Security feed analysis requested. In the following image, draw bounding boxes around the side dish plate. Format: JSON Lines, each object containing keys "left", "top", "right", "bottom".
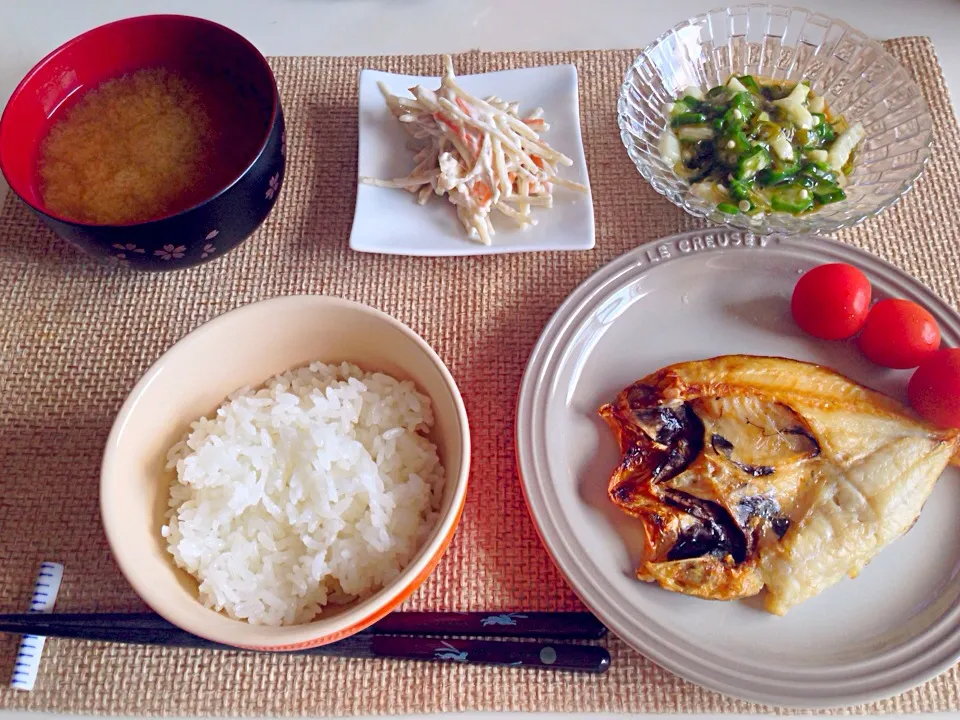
{"left": 516, "top": 229, "right": 960, "bottom": 708}
{"left": 351, "top": 64, "right": 594, "bottom": 256}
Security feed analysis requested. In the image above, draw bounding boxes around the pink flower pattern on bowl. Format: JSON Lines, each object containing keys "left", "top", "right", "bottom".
{"left": 154, "top": 244, "right": 186, "bottom": 261}
{"left": 265, "top": 173, "right": 280, "bottom": 200}
{"left": 112, "top": 243, "right": 146, "bottom": 260}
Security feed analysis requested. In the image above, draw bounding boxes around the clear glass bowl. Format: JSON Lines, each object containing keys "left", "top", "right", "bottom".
{"left": 617, "top": 5, "right": 933, "bottom": 235}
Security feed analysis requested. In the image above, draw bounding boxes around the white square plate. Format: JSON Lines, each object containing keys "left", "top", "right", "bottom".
{"left": 351, "top": 65, "right": 595, "bottom": 256}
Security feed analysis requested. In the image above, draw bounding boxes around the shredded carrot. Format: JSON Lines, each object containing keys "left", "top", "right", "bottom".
{"left": 435, "top": 111, "right": 474, "bottom": 151}
{"left": 472, "top": 180, "right": 492, "bottom": 205}
{"left": 455, "top": 97, "right": 471, "bottom": 116}
{"left": 524, "top": 118, "right": 546, "bottom": 128}
{"left": 434, "top": 112, "right": 459, "bottom": 135}
{"left": 531, "top": 155, "right": 544, "bottom": 169}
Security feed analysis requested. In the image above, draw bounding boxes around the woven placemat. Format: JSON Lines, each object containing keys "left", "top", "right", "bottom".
{"left": 1, "top": 37, "right": 959, "bottom": 716}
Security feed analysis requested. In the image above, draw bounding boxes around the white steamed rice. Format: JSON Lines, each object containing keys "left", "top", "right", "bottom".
{"left": 162, "top": 361, "right": 445, "bottom": 626}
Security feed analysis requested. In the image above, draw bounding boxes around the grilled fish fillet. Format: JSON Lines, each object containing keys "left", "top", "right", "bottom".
{"left": 599, "top": 355, "right": 960, "bottom": 615}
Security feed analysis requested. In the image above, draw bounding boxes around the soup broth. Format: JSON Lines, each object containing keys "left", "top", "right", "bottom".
{"left": 37, "top": 67, "right": 265, "bottom": 225}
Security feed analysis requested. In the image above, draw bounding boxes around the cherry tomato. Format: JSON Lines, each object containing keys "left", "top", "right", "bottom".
{"left": 791, "top": 263, "right": 872, "bottom": 340}
{"left": 857, "top": 298, "right": 941, "bottom": 369}
{"left": 908, "top": 348, "right": 960, "bottom": 428}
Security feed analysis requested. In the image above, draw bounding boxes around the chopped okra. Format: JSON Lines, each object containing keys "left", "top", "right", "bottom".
{"left": 658, "top": 75, "right": 865, "bottom": 217}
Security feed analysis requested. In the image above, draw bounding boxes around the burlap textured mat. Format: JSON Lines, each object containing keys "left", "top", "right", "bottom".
{"left": 1, "top": 37, "right": 958, "bottom": 715}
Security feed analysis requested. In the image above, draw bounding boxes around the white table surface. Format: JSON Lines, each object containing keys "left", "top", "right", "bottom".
{"left": 1, "top": 1, "right": 959, "bottom": 717}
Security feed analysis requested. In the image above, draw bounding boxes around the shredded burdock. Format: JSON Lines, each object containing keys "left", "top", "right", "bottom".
{"left": 360, "top": 56, "right": 587, "bottom": 245}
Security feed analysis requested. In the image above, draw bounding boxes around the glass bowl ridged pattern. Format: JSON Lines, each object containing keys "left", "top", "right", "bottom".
{"left": 617, "top": 5, "right": 933, "bottom": 235}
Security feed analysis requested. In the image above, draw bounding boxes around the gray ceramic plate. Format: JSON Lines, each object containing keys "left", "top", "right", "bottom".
{"left": 516, "top": 229, "right": 960, "bottom": 708}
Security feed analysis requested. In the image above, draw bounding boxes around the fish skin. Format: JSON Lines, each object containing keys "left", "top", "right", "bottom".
{"left": 599, "top": 355, "right": 960, "bottom": 614}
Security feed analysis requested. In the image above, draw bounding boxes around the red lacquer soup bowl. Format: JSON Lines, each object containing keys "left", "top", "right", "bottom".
{"left": 0, "top": 15, "right": 285, "bottom": 271}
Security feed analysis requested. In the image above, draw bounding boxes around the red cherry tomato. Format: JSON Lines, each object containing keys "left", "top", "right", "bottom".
{"left": 857, "top": 298, "right": 941, "bottom": 369}
{"left": 908, "top": 348, "right": 960, "bottom": 428}
{"left": 791, "top": 263, "right": 872, "bottom": 340}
